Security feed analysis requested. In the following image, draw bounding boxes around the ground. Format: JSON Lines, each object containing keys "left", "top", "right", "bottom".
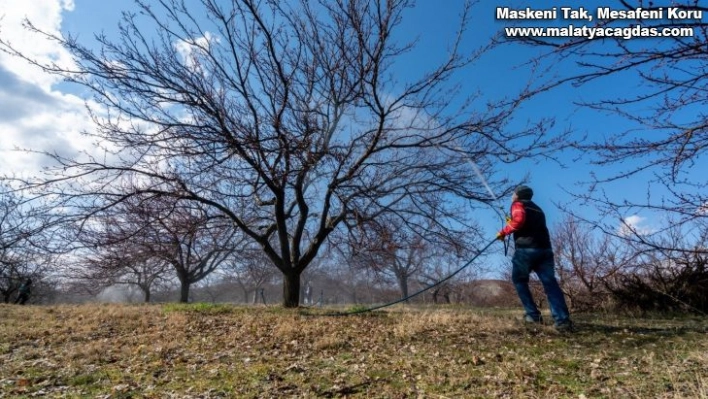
{"left": 1, "top": 303, "right": 706, "bottom": 398}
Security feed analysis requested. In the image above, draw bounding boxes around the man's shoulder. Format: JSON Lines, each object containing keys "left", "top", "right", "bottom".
{"left": 521, "top": 200, "right": 545, "bottom": 212}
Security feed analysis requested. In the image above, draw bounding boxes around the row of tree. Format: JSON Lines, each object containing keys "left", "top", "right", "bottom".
{"left": 4, "top": 173, "right": 706, "bottom": 314}
{"left": 1, "top": 0, "right": 706, "bottom": 310}
{"left": 0, "top": 0, "right": 554, "bottom": 307}
{"left": 554, "top": 216, "right": 708, "bottom": 313}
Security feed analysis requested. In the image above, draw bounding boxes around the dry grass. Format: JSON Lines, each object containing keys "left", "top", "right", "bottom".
{"left": 1, "top": 303, "right": 707, "bottom": 398}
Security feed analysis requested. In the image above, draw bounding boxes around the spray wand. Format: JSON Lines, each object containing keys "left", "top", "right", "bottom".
{"left": 453, "top": 143, "right": 512, "bottom": 256}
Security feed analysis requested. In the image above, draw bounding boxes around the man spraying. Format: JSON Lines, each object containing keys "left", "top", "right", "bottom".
{"left": 497, "top": 186, "right": 573, "bottom": 332}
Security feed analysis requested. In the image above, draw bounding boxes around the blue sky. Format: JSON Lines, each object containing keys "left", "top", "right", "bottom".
{"left": 1, "top": 0, "right": 701, "bottom": 275}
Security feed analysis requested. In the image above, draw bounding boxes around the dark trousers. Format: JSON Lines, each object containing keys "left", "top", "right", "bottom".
{"left": 511, "top": 248, "right": 570, "bottom": 325}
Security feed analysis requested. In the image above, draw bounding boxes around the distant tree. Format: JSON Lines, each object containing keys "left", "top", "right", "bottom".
{"left": 221, "top": 244, "right": 278, "bottom": 303}
{"left": 77, "top": 243, "right": 172, "bottom": 303}
{"left": 326, "top": 247, "right": 382, "bottom": 304}
{"left": 552, "top": 216, "right": 636, "bottom": 311}
{"left": 352, "top": 215, "right": 477, "bottom": 302}
{"left": 74, "top": 197, "right": 242, "bottom": 303}
{"left": 0, "top": 186, "right": 54, "bottom": 303}
{"left": 191, "top": 274, "right": 236, "bottom": 303}
{"left": 141, "top": 202, "right": 241, "bottom": 303}
{"left": 2, "top": 0, "right": 564, "bottom": 307}
{"left": 419, "top": 257, "right": 480, "bottom": 305}
{"left": 606, "top": 223, "right": 708, "bottom": 313}
{"left": 414, "top": 230, "right": 482, "bottom": 304}
{"left": 65, "top": 196, "right": 171, "bottom": 302}
{"left": 351, "top": 217, "right": 432, "bottom": 300}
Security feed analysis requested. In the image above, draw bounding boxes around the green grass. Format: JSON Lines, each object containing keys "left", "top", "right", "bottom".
{"left": 162, "top": 301, "right": 236, "bottom": 314}
{"left": 1, "top": 303, "right": 706, "bottom": 398}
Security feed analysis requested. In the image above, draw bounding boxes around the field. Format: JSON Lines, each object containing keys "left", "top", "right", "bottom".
{"left": 1, "top": 303, "right": 707, "bottom": 398}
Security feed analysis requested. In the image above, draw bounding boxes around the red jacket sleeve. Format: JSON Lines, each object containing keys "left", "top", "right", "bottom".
{"left": 499, "top": 201, "right": 526, "bottom": 237}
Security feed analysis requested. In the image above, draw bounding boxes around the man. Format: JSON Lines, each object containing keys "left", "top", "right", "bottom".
{"left": 497, "top": 185, "right": 573, "bottom": 332}
{"left": 14, "top": 278, "right": 32, "bottom": 305}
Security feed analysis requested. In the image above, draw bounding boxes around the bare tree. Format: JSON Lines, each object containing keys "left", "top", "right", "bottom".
{"left": 2, "top": 0, "right": 563, "bottom": 307}
{"left": 352, "top": 215, "right": 478, "bottom": 303}
{"left": 74, "top": 197, "right": 241, "bottom": 303}
{"left": 326, "top": 246, "right": 383, "bottom": 305}
{"left": 221, "top": 244, "right": 278, "bottom": 303}
{"left": 552, "top": 216, "right": 636, "bottom": 311}
{"left": 352, "top": 217, "right": 433, "bottom": 300}
{"left": 418, "top": 251, "right": 481, "bottom": 305}
{"left": 78, "top": 243, "right": 172, "bottom": 303}
{"left": 0, "top": 186, "right": 54, "bottom": 303}
{"left": 421, "top": 228, "right": 490, "bottom": 305}
{"left": 142, "top": 202, "right": 240, "bottom": 303}
{"left": 510, "top": 0, "right": 708, "bottom": 252}
{"left": 604, "top": 222, "right": 708, "bottom": 313}
{"left": 66, "top": 197, "right": 172, "bottom": 302}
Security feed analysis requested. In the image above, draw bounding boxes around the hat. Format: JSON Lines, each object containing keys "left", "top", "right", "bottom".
{"left": 514, "top": 185, "right": 533, "bottom": 200}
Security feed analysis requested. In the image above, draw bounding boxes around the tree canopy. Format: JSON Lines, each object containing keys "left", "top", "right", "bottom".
{"left": 1, "top": 0, "right": 564, "bottom": 306}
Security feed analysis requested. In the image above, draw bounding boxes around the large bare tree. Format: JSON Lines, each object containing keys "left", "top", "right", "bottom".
{"left": 2, "top": 0, "right": 563, "bottom": 307}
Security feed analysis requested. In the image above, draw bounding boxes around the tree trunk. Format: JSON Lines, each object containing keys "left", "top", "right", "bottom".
{"left": 283, "top": 271, "right": 301, "bottom": 308}
{"left": 431, "top": 288, "right": 440, "bottom": 304}
{"left": 180, "top": 281, "right": 190, "bottom": 303}
{"left": 397, "top": 274, "right": 409, "bottom": 302}
{"left": 137, "top": 284, "right": 151, "bottom": 303}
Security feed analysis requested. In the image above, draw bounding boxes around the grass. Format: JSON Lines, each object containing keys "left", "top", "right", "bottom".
{"left": 163, "top": 302, "right": 236, "bottom": 315}
{"left": 1, "top": 303, "right": 707, "bottom": 398}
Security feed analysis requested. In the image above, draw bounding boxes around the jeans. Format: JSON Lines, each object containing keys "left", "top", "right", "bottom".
{"left": 511, "top": 248, "right": 570, "bottom": 326}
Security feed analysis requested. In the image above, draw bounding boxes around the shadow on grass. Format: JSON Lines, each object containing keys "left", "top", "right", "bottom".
{"left": 499, "top": 317, "right": 708, "bottom": 346}
{"left": 316, "top": 379, "right": 377, "bottom": 398}
{"left": 573, "top": 321, "right": 708, "bottom": 336}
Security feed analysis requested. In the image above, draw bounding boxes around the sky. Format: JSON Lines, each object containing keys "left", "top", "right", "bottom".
{"left": 0, "top": 0, "right": 702, "bottom": 275}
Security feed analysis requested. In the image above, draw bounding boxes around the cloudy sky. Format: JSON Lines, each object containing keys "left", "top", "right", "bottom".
{"left": 0, "top": 0, "right": 693, "bottom": 245}
{"left": 0, "top": 0, "right": 99, "bottom": 176}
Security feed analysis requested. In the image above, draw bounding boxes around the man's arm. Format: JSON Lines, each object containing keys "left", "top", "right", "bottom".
{"left": 498, "top": 201, "right": 526, "bottom": 237}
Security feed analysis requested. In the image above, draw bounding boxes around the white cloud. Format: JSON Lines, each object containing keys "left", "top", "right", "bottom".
{"left": 0, "top": 0, "right": 75, "bottom": 89}
{"left": 697, "top": 202, "right": 708, "bottom": 216}
{"left": 0, "top": 0, "right": 94, "bottom": 177}
{"left": 174, "top": 32, "right": 219, "bottom": 74}
{"left": 618, "top": 215, "right": 655, "bottom": 237}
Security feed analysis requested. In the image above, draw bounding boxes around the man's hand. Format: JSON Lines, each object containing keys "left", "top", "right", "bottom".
{"left": 496, "top": 232, "right": 505, "bottom": 241}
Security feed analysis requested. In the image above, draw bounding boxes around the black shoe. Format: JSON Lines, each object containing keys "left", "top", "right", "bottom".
{"left": 555, "top": 321, "right": 574, "bottom": 333}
